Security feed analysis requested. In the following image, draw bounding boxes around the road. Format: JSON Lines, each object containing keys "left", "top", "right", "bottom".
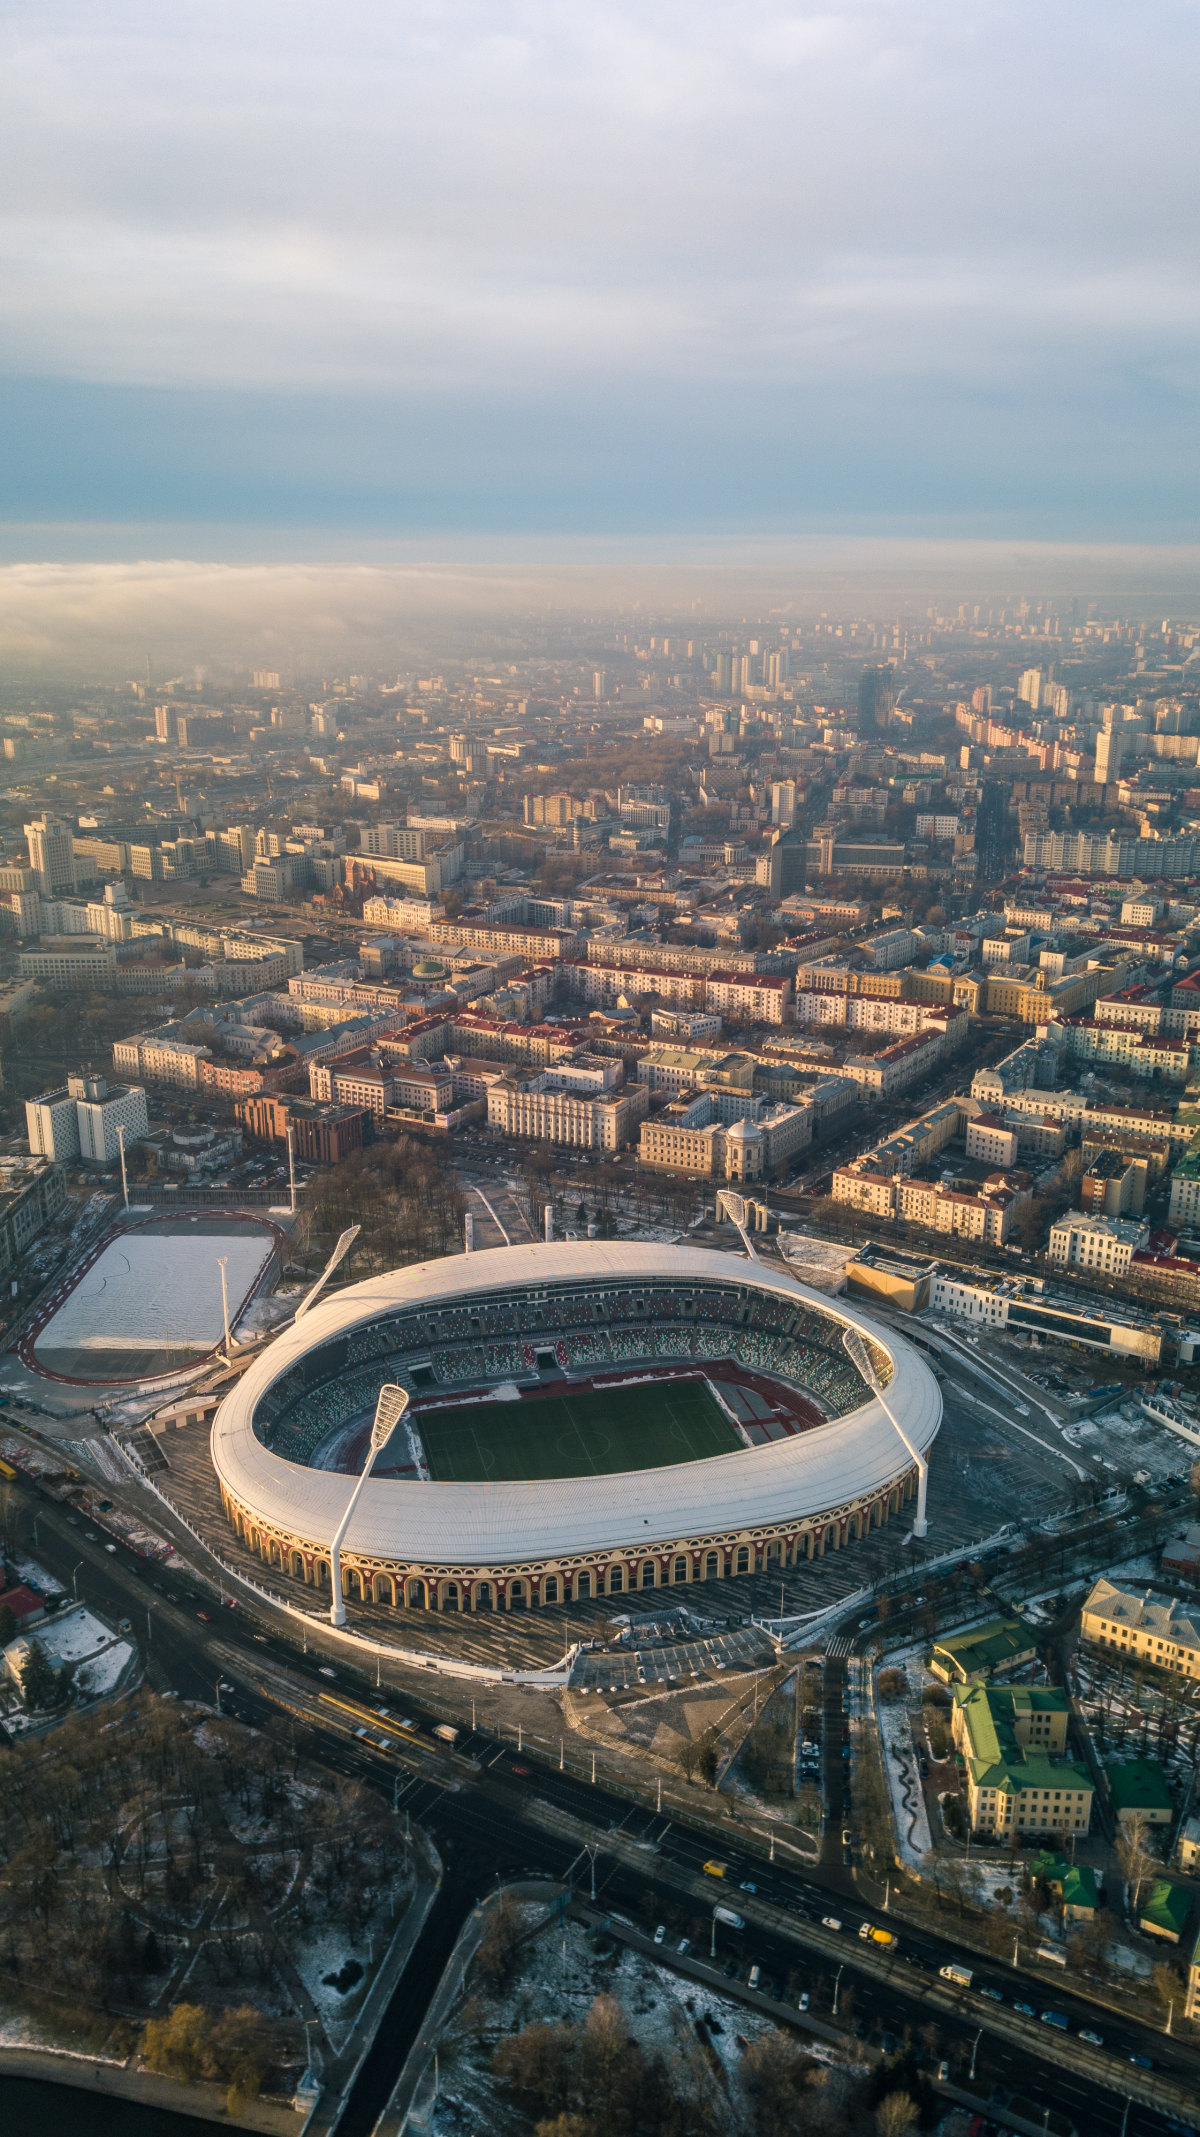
{"left": 6, "top": 1471, "right": 1198, "bottom": 2137}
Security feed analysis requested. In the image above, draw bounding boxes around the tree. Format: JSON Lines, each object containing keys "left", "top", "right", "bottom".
{"left": 142, "top": 2002, "right": 212, "bottom": 2080}
{"left": 20, "top": 1639, "right": 66, "bottom": 1712}
{"left": 876, "top": 2094, "right": 919, "bottom": 2136}
{"left": 1115, "top": 1813, "right": 1155, "bottom": 1914}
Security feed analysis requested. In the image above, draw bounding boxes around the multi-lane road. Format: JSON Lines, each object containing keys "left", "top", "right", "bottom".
{"left": 6, "top": 1467, "right": 1198, "bottom": 2137}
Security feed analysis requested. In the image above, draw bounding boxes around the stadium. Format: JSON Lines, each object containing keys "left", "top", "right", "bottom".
{"left": 210, "top": 1242, "right": 941, "bottom": 1617}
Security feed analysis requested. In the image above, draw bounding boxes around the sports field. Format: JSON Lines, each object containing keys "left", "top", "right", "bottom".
{"left": 417, "top": 1378, "right": 741, "bottom": 1482}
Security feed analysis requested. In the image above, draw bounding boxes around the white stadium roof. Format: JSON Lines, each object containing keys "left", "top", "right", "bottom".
{"left": 210, "top": 1242, "right": 940, "bottom": 1567}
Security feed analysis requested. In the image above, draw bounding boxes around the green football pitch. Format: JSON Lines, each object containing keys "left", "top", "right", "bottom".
{"left": 416, "top": 1378, "right": 741, "bottom": 1483}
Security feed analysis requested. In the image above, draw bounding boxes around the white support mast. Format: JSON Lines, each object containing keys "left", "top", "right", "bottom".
{"left": 841, "top": 1324, "right": 929, "bottom": 1536}
{"left": 329, "top": 1384, "right": 409, "bottom": 1626}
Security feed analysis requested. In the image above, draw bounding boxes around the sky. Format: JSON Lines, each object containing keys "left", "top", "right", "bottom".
{"left": 0, "top": 1, "right": 1195, "bottom": 557}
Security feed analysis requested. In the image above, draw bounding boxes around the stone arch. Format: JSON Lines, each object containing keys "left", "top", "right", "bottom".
{"left": 407, "top": 1578, "right": 428, "bottom": 1609}
{"left": 288, "top": 1549, "right": 305, "bottom": 1580}
{"left": 314, "top": 1558, "right": 330, "bottom": 1587}
{"left": 735, "top": 1544, "right": 750, "bottom": 1574}
{"left": 473, "top": 1581, "right": 494, "bottom": 1611}
{"left": 704, "top": 1549, "right": 721, "bottom": 1579}
{"left": 268, "top": 1539, "right": 283, "bottom": 1569}
{"left": 508, "top": 1580, "right": 527, "bottom": 1610}
{"left": 543, "top": 1575, "right": 559, "bottom": 1604}
{"left": 639, "top": 1561, "right": 656, "bottom": 1589}
{"left": 441, "top": 1580, "right": 460, "bottom": 1612}
{"left": 672, "top": 1555, "right": 688, "bottom": 1583}
{"left": 373, "top": 1572, "right": 395, "bottom": 1605}
{"left": 606, "top": 1565, "right": 625, "bottom": 1595}
{"left": 574, "top": 1570, "right": 592, "bottom": 1601}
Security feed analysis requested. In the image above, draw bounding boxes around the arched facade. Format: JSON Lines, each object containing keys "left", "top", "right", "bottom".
{"left": 210, "top": 1242, "right": 940, "bottom": 1625}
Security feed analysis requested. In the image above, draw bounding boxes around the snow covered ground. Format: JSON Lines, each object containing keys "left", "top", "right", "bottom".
{"left": 3, "top": 1605, "right": 134, "bottom": 1703}
{"left": 38, "top": 1227, "right": 273, "bottom": 1354}
{"left": 876, "top": 1689, "right": 933, "bottom": 1871}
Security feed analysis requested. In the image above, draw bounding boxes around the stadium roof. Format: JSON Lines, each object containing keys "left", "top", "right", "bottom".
{"left": 210, "top": 1242, "right": 941, "bottom": 1568}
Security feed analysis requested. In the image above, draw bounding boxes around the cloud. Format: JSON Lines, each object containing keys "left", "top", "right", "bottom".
{"left": 0, "top": 3, "right": 1195, "bottom": 536}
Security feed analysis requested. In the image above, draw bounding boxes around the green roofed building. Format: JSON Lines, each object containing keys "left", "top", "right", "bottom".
{"left": 952, "top": 1682, "right": 1093, "bottom": 1839}
{"left": 1031, "top": 1852, "right": 1100, "bottom": 1920}
{"left": 1105, "top": 1758, "right": 1174, "bottom": 1829}
{"left": 1140, "top": 1880, "right": 1191, "bottom": 1944}
{"left": 930, "top": 1615, "right": 1038, "bottom": 1686}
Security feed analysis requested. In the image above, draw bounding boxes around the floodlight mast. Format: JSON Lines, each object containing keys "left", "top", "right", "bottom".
{"left": 715, "top": 1188, "right": 759, "bottom": 1261}
{"left": 841, "top": 1325, "right": 928, "bottom": 1537}
{"left": 329, "top": 1384, "right": 409, "bottom": 1627}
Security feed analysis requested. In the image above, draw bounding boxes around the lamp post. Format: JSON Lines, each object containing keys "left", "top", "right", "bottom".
{"left": 832, "top": 1964, "right": 844, "bottom": 2015}
{"left": 72, "top": 1560, "right": 83, "bottom": 1599}
{"left": 117, "top": 1124, "right": 129, "bottom": 1211}
{"left": 841, "top": 1326, "right": 929, "bottom": 1537}
{"left": 969, "top": 2028, "right": 982, "bottom": 2083}
{"left": 329, "top": 1385, "right": 409, "bottom": 1628}
{"left": 217, "top": 1256, "right": 231, "bottom": 1363}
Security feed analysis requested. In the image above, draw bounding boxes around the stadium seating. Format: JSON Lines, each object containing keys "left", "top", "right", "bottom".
{"left": 255, "top": 1277, "right": 876, "bottom": 1457}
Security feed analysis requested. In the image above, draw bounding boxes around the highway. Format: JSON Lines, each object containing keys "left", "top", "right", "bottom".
{"left": 6, "top": 1468, "right": 1199, "bottom": 2137}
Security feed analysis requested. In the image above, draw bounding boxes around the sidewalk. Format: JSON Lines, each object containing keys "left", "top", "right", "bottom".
{"left": 0, "top": 2043, "right": 297, "bottom": 2133}
{"left": 373, "top": 1881, "right": 565, "bottom": 2136}
{"left": 302, "top": 1828, "right": 442, "bottom": 2137}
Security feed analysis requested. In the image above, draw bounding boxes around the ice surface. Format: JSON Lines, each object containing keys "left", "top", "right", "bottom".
{"left": 38, "top": 1229, "right": 273, "bottom": 1353}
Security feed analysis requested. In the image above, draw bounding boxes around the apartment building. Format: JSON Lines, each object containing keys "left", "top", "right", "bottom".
{"left": 487, "top": 1068, "right": 649, "bottom": 1150}
{"left": 705, "top": 972, "right": 792, "bottom": 1024}
{"left": 1047, "top": 1211, "right": 1150, "bottom": 1278}
{"left": 0, "top": 1158, "right": 69, "bottom": 1274}
{"left": 952, "top": 1683, "right": 1093, "bottom": 1838}
{"left": 1081, "top": 1578, "right": 1200, "bottom": 1679}
{"left": 964, "top": 1113, "right": 1020, "bottom": 1169}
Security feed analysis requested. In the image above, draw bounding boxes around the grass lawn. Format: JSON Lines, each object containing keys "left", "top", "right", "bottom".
{"left": 417, "top": 1377, "right": 740, "bottom": 1482}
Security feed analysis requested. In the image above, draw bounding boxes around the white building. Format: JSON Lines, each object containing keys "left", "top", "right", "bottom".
{"left": 24, "top": 816, "right": 76, "bottom": 897}
{"left": 1047, "top": 1210, "right": 1149, "bottom": 1278}
{"left": 27, "top": 1073, "right": 148, "bottom": 1166}
{"left": 965, "top": 1113, "right": 1020, "bottom": 1169}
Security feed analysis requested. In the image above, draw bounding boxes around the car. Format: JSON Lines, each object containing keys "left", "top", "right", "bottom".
{"left": 1013, "top": 2001, "right": 1035, "bottom": 2017}
{"left": 979, "top": 1987, "right": 1003, "bottom": 2003}
{"left": 702, "top": 1860, "right": 728, "bottom": 1878}
{"left": 318, "top": 1666, "right": 336, "bottom": 1678}
{"left": 677, "top": 1938, "right": 691, "bottom": 1955}
{"left": 196, "top": 1610, "right": 211, "bottom": 1621}
{"left": 859, "top": 1925, "right": 895, "bottom": 1948}
{"left": 748, "top": 1964, "right": 761, "bottom": 1989}
{"left": 1078, "top": 2030, "right": 1103, "bottom": 2047}
{"left": 739, "top": 1880, "right": 757, "bottom": 1893}
{"left": 1128, "top": 2052, "right": 1154, "bottom": 2069}
{"left": 653, "top": 1925, "right": 666, "bottom": 1945}
{"left": 821, "top": 1915, "right": 842, "bottom": 1931}
{"left": 510, "top": 1763, "right": 532, "bottom": 1777}
{"left": 841, "top": 1827, "right": 853, "bottom": 1846}
{"left": 798, "top": 1991, "right": 809, "bottom": 2012}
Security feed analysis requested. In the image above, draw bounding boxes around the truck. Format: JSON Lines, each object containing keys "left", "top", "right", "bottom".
{"left": 1040, "top": 2010, "right": 1069, "bottom": 2031}
{"left": 939, "top": 1964, "right": 973, "bottom": 1988}
{"left": 712, "top": 1906, "right": 746, "bottom": 1931}
{"left": 433, "top": 1723, "right": 460, "bottom": 1746}
{"left": 859, "top": 1924, "right": 896, "bottom": 1948}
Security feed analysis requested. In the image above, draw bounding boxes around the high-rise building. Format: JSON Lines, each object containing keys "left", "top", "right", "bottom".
{"left": 154, "top": 703, "right": 173, "bottom": 742}
{"left": 1017, "top": 668, "right": 1043, "bottom": 709}
{"left": 857, "top": 667, "right": 895, "bottom": 733}
{"left": 592, "top": 669, "right": 607, "bottom": 700}
{"left": 1094, "top": 728, "right": 1125, "bottom": 785}
{"left": 24, "top": 816, "right": 76, "bottom": 897}
{"left": 253, "top": 670, "right": 281, "bottom": 689}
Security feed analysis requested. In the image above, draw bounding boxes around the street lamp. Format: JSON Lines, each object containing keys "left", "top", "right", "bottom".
{"left": 842, "top": 1326, "right": 929, "bottom": 1537}
{"left": 329, "top": 1385, "right": 409, "bottom": 1628}
{"left": 832, "top": 1963, "right": 844, "bottom": 2015}
{"left": 969, "top": 2028, "right": 982, "bottom": 2083}
{"left": 72, "top": 1560, "right": 83, "bottom": 1600}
